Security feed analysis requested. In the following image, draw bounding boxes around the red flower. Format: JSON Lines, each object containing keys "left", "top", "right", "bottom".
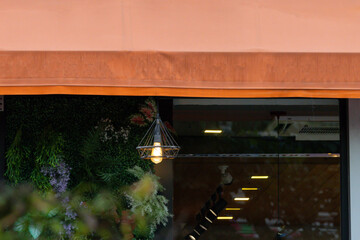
{"left": 130, "top": 114, "right": 146, "bottom": 126}
{"left": 140, "top": 106, "right": 155, "bottom": 122}
{"left": 164, "top": 121, "right": 176, "bottom": 135}
{"left": 145, "top": 98, "right": 157, "bottom": 113}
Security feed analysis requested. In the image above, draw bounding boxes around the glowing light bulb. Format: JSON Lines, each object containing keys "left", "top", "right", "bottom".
{"left": 151, "top": 142, "right": 163, "bottom": 164}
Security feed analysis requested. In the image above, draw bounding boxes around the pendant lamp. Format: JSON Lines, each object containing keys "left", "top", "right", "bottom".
{"left": 136, "top": 113, "right": 180, "bottom": 164}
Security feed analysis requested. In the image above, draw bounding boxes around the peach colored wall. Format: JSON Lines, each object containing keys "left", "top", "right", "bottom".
{"left": 1, "top": 0, "right": 360, "bottom": 52}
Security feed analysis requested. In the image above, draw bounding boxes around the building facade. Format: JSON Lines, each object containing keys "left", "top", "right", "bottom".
{"left": 1, "top": 1, "right": 360, "bottom": 239}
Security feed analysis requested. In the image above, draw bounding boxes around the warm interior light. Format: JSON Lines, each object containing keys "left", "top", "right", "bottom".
{"left": 204, "top": 130, "right": 222, "bottom": 134}
{"left": 199, "top": 225, "right": 207, "bottom": 230}
{"left": 217, "top": 216, "right": 233, "bottom": 220}
{"left": 234, "top": 197, "right": 250, "bottom": 201}
{"left": 189, "top": 235, "right": 196, "bottom": 240}
{"left": 242, "top": 187, "right": 258, "bottom": 191}
{"left": 205, "top": 216, "right": 213, "bottom": 223}
{"left": 251, "top": 176, "right": 269, "bottom": 179}
{"left": 225, "top": 208, "right": 241, "bottom": 211}
{"left": 209, "top": 209, "right": 217, "bottom": 216}
{"left": 151, "top": 142, "right": 163, "bottom": 164}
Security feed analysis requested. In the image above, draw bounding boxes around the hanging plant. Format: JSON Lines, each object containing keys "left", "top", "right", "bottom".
{"left": 5, "top": 127, "right": 30, "bottom": 184}
{"left": 6, "top": 127, "right": 64, "bottom": 192}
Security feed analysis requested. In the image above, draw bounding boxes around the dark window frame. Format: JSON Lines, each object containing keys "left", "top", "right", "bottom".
{"left": 340, "top": 99, "right": 350, "bottom": 240}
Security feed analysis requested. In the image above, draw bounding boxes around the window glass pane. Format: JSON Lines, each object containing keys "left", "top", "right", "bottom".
{"left": 278, "top": 100, "right": 340, "bottom": 239}
{"left": 173, "top": 99, "right": 340, "bottom": 240}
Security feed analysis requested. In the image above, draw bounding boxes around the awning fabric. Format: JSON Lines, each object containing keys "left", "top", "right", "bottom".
{"left": 1, "top": 51, "right": 360, "bottom": 98}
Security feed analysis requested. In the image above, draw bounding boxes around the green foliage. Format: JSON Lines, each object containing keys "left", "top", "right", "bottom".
{"left": 0, "top": 184, "right": 144, "bottom": 240}
{"left": 78, "top": 119, "right": 153, "bottom": 191}
{"left": 5, "top": 127, "right": 30, "bottom": 184}
{"left": 35, "top": 128, "right": 64, "bottom": 167}
{"left": 0, "top": 168, "right": 171, "bottom": 240}
{"left": 4, "top": 96, "right": 169, "bottom": 239}
{"left": 5, "top": 96, "right": 148, "bottom": 187}
{"left": 6, "top": 127, "right": 64, "bottom": 191}
{"left": 126, "top": 167, "right": 171, "bottom": 239}
{"left": 0, "top": 184, "right": 63, "bottom": 240}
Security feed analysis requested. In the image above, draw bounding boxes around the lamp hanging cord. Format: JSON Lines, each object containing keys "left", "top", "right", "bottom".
{"left": 155, "top": 97, "right": 160, "bottom": 119}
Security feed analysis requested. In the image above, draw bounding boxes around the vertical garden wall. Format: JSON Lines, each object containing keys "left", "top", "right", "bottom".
{"left": 1, "top": 95, "right": 171, "bottom": 240}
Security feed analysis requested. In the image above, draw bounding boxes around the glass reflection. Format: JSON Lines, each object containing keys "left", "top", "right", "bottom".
{"left": 173, "top": 99, "right": 340, "bottom": 240}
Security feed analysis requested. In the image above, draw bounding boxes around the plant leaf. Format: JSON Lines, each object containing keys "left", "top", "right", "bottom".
{"left": 13, "top": 217, "right": 26, "bottom": 232}
{"left": 29, "top": 224, "right": 42, "bottom": 239}
{"left": 47, "top": 207, "right": 59, "bottom": 218}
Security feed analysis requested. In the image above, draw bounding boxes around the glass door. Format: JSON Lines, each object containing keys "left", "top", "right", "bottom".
{"left": 172, "top": 99, "right": 341, "bottom": 240}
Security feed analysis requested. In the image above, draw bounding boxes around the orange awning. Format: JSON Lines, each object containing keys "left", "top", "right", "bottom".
{"left": 1, "top": 51, "right": 360, "bottom": 98}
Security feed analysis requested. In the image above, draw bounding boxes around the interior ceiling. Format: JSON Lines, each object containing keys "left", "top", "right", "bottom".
{"left": 173, "top": 102, "right": 339, "bottom": 121}
{"left": 173, "top": 101, "right": 339, "bottom": 141}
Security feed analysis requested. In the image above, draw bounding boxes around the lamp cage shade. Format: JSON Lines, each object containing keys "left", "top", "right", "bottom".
{"left": 136, "top": 115, "right": 180, "bottom": 163}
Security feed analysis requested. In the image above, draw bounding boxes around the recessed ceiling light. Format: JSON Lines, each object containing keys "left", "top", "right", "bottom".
{"left": 226, "top": 208, "right": 241, "bottom": 211}
{"left": 242, "top": 187, "right": 258, "bottom": 190}
{"left": 234, "top": 197, "right": 250, "bottom": 201}
{"left": 188, "top": 235, "right": 196, "bottom": 240}
{"left": 217, "top": 216, "right": 233, "bottom": 220}
{"left": 251, "top": 176, "right": 269, "bottom": 179}
{"left": 204, "top": 130, "right": 222, "bottom": 134}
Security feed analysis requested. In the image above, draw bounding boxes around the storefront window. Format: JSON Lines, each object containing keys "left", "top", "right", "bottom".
{"left": 173, "top": 99, "right": 340, "bottom": 240}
